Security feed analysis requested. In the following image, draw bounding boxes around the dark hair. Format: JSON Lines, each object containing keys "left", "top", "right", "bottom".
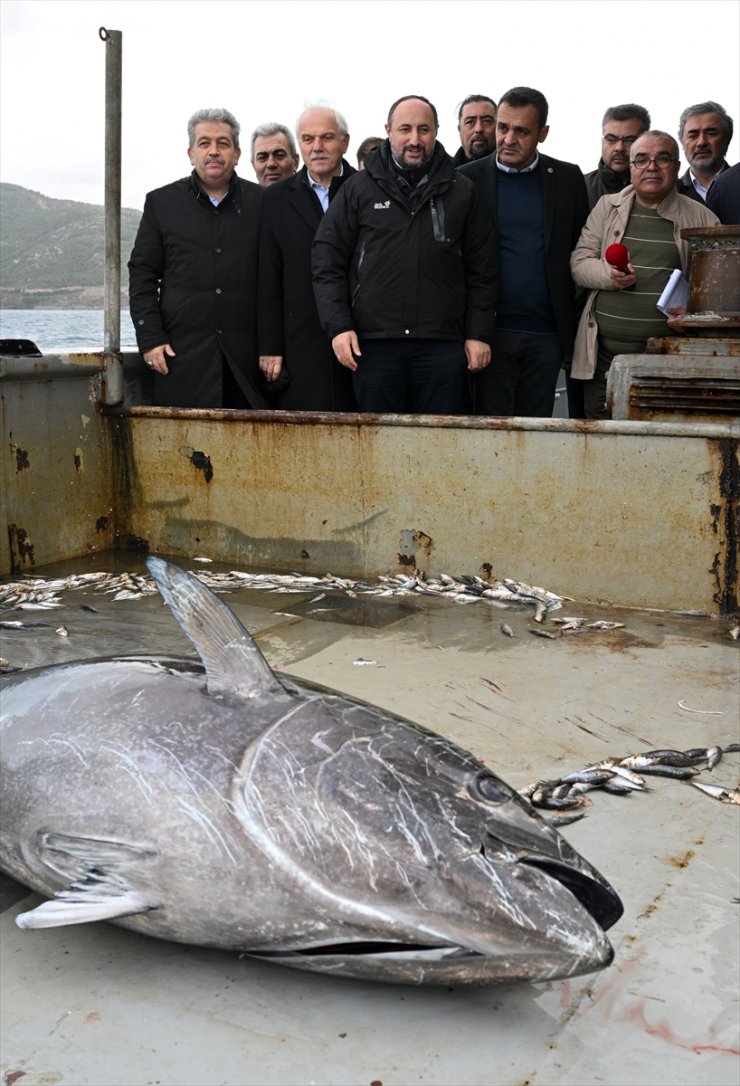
{"left": 601, "top": 104, "right": 651, "bottom": 130}
{"left": 187, "top": 108, "right": 240, "bottom": 149}
{"left": 357, "top": 136, "right": 383, "bottom": 167}
{"left": 498, "top": 87, "right": 549, "bottom": 128}
{"left": 387, "top": 95, "right": 439, "bottom": 129}
{"left": 678, "top": 101, "right": 734, "bottom": 143}
{"left": 457, "top": 95, "right": 497, "bottom": 122}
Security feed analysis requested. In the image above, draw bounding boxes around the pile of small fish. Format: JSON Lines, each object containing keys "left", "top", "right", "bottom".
{"left": 520, "top": 743, "right": 740, "bottom": 820}
{"left": 0, "top": 567, "right": 567, "bottom": 617}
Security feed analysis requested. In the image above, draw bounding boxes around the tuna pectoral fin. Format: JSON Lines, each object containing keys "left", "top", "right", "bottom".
{"left": 17, "top": 887, "right": 157, "bottom": 929}
{"left": 16, "top": 832, "right": 160, "bottom": 929}
{"left": 147, "top": 557, "right": 287, "bottom": 700}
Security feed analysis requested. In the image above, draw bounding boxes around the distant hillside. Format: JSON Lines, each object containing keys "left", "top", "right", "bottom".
{"left": 0, "top": 183, "right": 142, "bottom": 309}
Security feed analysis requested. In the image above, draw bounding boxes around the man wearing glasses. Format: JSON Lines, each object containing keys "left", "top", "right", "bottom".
{"left": 570, "top": 131, "right": 718, "bottom": 419}
{"left": 583, "top": 104, "right": 651, "bottom": 210}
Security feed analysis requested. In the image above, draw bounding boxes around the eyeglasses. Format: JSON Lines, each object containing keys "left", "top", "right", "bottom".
{"left": 630, "top": 153, "right": 679, "bottom": 169}
{"left": 603, "top": 134, "right": 638, "bottom": 145}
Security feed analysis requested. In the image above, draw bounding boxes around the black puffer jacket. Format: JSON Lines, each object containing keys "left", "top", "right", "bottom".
{"left": 311, "top": 141, "right": 497, "bottom": 343}
{"left": 129, "top": 171, "right": 265, "bottom": 408}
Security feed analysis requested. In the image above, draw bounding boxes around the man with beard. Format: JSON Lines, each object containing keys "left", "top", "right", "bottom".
{"left": 311, "top": 95, "right": 496, "bottom": 414}
{"left": 451, "top": 95, "right": 497, "bottom": 166}
{"left": 258, "top": 103, "right": 357, "bottom": 410}
{"left": 129, "top": 108, "right": 265, "bottom": 408}
{"left": 584, "top": 104, "right": 651, "bottom": 209}
{"left": 677, "top": 101, "right": 734, "bottom": 204}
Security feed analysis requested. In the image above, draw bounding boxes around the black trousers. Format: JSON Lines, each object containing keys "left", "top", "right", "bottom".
{"left": 473, "top": 330, "right": 562, "bottom": 417}
{"left": 352, "top": 339, "right": 468, "bottom": 414}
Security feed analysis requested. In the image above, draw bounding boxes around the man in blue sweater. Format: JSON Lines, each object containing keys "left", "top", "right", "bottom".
{"left": 459, "top": 87, "right": 589, "bottom": 417}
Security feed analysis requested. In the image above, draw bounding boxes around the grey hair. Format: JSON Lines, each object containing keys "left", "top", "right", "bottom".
{"left": 250, "top": 122, "right": 297, "bottom": 158}
{"left": 631, "top": 130, "right": 680, "bottom": 159}
{"left": 187, "top": 108, "right": 240, "bottom": 149}
{"left": 678, "top": 101, "right": 734, "bottom": 143}
{"left": 296, "top": 101, "right": 349, "bottom": 139}
{"left": 601, "top": 104, "right": 651, "bottom": 130}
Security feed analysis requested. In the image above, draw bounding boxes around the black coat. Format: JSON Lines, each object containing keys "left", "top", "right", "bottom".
{"left": 258, "top": 163, "right": 357, "bottom": 410}
{"left": 312, "top": 141, "right": 497, "bottom": 345}
{"left": 458, "top": 152, "right": 589, "bottom": 357}
{"left": 128, "top": 171, "right": 265, "bottom": 408}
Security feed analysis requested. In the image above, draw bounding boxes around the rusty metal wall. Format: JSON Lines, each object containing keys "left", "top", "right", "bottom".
{"left": 116, "top": 409, "right": 738, "bottom": 615}
{"left": 0, "top": 354, "right": 115, "bottom": 575}
{"left": 2, "top": 355, "right": 737, "bottom": 613}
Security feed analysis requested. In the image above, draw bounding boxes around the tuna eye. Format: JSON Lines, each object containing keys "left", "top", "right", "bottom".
{"left": 470, "top": 772, "right": 512, "bottom": 805}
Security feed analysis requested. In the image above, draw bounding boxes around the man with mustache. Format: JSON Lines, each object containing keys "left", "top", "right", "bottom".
{"left": 258, "top": 103, "right": 357, "bottom": 410}
{"left": 250, "top": 122, "right": 299, "bottom": 186}
{"left": 312, "top": 95, "right": 496, "bottom": 414}
{"left": 451, "top": 94, "right": 498, "bottom": 166}
{"left": 677, "top": 101, "right": 734, "bottom": 204}
{"left": 129, "top": 108, "right": 265, "bottom": 408}
{"left": 584, "top": 104, "right": 651, "bottom": 210}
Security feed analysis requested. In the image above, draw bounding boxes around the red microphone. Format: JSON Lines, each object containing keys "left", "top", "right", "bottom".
{"left": 605, "top": 243, "right": 630, "bottom": 272}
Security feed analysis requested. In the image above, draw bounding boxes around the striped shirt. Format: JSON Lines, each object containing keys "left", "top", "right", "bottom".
{"left": 594, "top": 205, "right": 680, "bottom": 353}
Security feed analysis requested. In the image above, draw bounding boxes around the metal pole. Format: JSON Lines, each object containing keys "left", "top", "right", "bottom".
{"left": 100, "top": 27, "right": 123, "bottom": 404}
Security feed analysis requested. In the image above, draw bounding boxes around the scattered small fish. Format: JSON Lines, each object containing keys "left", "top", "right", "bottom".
{"left": 54, "top": 626, "right": 69, "bottom": 638}
{"left": 353, "top": 658, "right": 378, "bottom": 667}
{"left": 500, "top": 623, "right": 515, "bottom": 638}
{"left": 691, "top": 781, "right": 740, "bottom": 805}
{"left": 530, "top": 628, "right": 558, "bottom": 639}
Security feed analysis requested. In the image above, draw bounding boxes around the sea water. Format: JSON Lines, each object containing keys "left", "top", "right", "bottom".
{"left": 0, "top": 309, "right": 137, "bottom": 352}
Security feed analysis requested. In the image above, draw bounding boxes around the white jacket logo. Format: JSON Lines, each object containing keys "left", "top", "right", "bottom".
{"left": 373, "top": 200, "right": 391, "bottom": 210}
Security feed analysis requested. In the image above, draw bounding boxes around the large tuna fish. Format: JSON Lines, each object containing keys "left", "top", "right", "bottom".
{"left": 0, "top": 558, "right": 622, "bottom": 985}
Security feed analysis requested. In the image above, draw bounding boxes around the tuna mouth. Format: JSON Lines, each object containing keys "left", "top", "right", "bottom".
{"left": 253, "top": 941, "right": 456, "bottom": 960}
{"left": 518, "top": 858, "right": 623, "bottom": 931}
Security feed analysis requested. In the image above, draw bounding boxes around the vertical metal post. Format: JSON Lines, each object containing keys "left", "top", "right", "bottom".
{"left": 100, "top": 27, "right": 123, "bottom": 404}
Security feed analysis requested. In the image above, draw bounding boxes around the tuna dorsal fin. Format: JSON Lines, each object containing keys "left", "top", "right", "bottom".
{"left": 147, "top": 557, "right": 287, "bottom": 699}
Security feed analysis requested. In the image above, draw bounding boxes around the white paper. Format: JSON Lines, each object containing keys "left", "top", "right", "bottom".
{"left": 657, "top": 268, "right": 689, "bottom": 316}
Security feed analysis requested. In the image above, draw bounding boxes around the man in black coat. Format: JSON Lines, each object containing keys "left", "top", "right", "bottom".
{"left": 459, "top": 86, "right": 589, "bottom": 417}
{"left": 312, "top": 95, "right": 496, "bottom": 415}
{"left": 258, "top": 104, "right": 357, "bottom": 411}
{"left": 129, "top": 108, "right": 265, "bottom": 409}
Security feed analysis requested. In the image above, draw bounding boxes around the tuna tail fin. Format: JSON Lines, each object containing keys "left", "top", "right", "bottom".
{"left": 147, "top": 557, "right": 288, "bottom": 700}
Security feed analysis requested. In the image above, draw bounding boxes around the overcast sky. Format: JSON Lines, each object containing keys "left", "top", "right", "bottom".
{"left": 1, "top": 0, "right": 738, "bottom": 210}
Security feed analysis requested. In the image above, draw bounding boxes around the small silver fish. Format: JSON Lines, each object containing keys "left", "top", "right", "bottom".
{"left": 500, "top": 623, "right": 515, "bottom": 638}
{"left": 691, "top": 781, "right": 740, "bottom": 804}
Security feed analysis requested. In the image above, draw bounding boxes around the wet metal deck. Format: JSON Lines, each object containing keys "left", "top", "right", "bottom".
{"left": 1, "top": 556, "right": 738, "bottom": 1086}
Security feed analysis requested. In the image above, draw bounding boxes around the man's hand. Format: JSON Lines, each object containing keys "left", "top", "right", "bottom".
{"left": 608, "top": 263, "right": 636, "bottom": 290}
{"left": 332, "top": 331, "right": 361, "bottom": 371}
{"left": 464, "top": 339, "right": 491, "bottom": 372}
{"left": 259, "top": 355, "right": 283, "bottom": 381}
{"left": 143, "top": 343, "right": 175, "bottom": 375}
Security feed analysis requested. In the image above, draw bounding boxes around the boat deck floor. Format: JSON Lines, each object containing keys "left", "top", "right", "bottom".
{"left": 1, "top": 555, "right": 738, "bottom": 1086}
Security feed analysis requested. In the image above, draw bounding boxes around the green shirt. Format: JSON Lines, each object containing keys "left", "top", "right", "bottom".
{"left": 594, "top": 205, "right": 681, "bottom": 355}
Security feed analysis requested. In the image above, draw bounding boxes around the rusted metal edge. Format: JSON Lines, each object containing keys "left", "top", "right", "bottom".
{"left": 106, "top": 405, "right": 740, "bottom": 440}
{"left": 0, "top": 355, "right": 105, "bottom": 381}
